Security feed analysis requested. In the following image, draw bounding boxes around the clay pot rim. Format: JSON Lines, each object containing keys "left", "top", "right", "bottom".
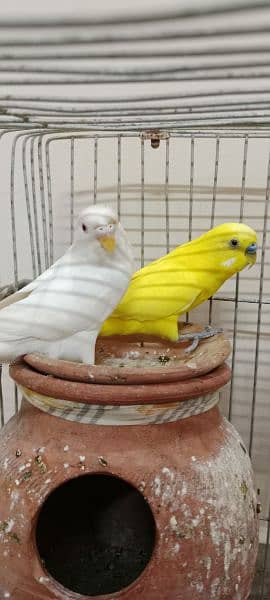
{"left": 24, "top": 335, "right": 231, "bottom": 386}
{"left": 10, "top": 362, "right": 231, "bottom": 406}
{"left": 23, "top": 329, "right": 231, "bottom": 386}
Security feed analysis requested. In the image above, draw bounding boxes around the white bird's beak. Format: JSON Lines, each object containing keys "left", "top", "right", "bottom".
{"left": 99, "top": 235, "right": 116, "bottom": 253}
{"left": 96, "top": 223, "right": 116, "bottom": 253}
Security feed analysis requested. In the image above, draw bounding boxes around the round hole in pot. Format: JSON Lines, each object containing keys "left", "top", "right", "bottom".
{"left": 35, "top": 473, "right": 156, "bottom": 596}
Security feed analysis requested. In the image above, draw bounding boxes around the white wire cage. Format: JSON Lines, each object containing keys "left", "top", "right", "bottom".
{"left": 0, "top": 2, "right": 270, "bottom": 598}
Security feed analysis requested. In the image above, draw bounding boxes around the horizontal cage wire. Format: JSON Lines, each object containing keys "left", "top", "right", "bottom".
{"left": 0, "top": 1, "right": 270, "bottom": 598}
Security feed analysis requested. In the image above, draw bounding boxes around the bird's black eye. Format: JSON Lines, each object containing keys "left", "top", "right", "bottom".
{"left": 82, "top": 223, "right": 87, "bottom": 232}
{"left": 229, "top": 238, "right": 239, "bottom": 248}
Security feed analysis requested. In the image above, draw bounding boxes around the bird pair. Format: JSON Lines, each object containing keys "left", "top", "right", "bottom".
{"left": 0, "top": 205, "right": 257, "bottom": 364}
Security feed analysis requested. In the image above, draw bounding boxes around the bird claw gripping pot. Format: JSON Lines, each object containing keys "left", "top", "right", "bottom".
{"left": 0, "top": 328, "right": 259, "bottom": 600}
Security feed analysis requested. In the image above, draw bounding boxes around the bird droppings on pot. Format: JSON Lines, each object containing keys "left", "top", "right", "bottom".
{"left": 15, "top": 449, "right": 22, "bottom": 457}
{"left": 169, "top": 516, "right": 178, "bottom": 532}
{"left": 210, "top": 577, "right": 220, "bottom": 598}
{"left": 172, "top": 542, "right": 180, "bottom": 554}
{"left": 162, "top": 467, "right": 174, "bottom": 481}
{"left": 18, "top": 464, "right": 27, "bottom": 472}
{"left": 63, "top": 463, "right": 69, "bottom": 469}
{"left": 186, "top": 361, "right": 197, "bottom": 369}
{"left": 126, "top": 351, "right": 140, "bottom": 359}
{"left": 0, "top": 520, "right": 13, "bottom": 533}
{"left": 38, "top": 576, "right": 49, "bottom": 584}
{"left": 63, "top": 445, "right": 69, "bottom": 452}
{"left": 153, "top": 475, "right": 161, "bottom": 497}
{"left": 139, "top": 481, "right": 146, "bottom": 492}
{"left": 200, "top": 556, "right": 212, "bottom": 579}
{"left": 192, "top": 516, "right": 201, "bottom": 527}
{"left": 191, "top": 456, "right": 197, "bottom": 462}
{"left": 3, "top": 458, "right": 9, "bottom": 470}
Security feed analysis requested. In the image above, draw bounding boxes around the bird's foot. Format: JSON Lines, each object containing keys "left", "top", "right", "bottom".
{"left": 178, "top": 325, "right": 223, "bottom": 354}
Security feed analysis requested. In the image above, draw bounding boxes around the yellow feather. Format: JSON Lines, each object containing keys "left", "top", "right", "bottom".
{"left": 100, "top": 222, "right": 257, "bottom": 341}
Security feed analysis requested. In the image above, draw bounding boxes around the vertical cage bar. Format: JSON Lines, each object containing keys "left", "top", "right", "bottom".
{"left": 10, "top": 137, "right": 19, "bottom": 287}
{"left": 249, "top": 148, "right": 270, "bottom": 457}
{"left": 165, "top": 137, "right": 170, "bottom": 253}
{"left": 38, "top": 135, "right": 49, "bottom": 269}
{"left": 93, "top": 137, "right": 98, "bottom": 204}
{"left": 209, "top": 135, "right": 220, "bottom": 324}
{"left": 186, "top": 136, "right": 195, "bottom": 323}
{"left": 70, "top": 138, "right": 75, "bottom": 243}
{"left": 210, "top": 136, "right": 220, "bottom": 228}
{"left": 141, "top": 137, "right": 145, "bottom": 267}
{"left": 30, "top": 136, "right": 42, "bottom": 275}
{"left": 117, "top": 136, "right": 121, "bottom": 219}
{"left": 14, "top": 384, "right": 18, "bottom": 414}
{"left": 45, "top": 139, "right": 54, "bottom": 264}
{"left": 22, "top": 136, "right": 37, "bottom": 278}
{"left": 188, "top": 136, "right": 195, "bottom": 242}
{"left": 228, "top": 135, "right": 249, "bottom": 421}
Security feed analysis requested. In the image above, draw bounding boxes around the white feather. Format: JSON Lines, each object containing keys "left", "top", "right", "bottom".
{"left": 0, "top": 205, "right": 134, "bottom": 364}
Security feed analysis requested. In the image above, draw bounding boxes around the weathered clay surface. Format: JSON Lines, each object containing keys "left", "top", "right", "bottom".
{"left": 0, "top": 333, "right": 258, "bottom": 599}
{"left": 24, "top": 323, "right": 231, "bottom": 385}
{"left": 0, "top": 400, "right": 258, "bottom": 599}
{"left": 10, "top": 362, "right": 231, "bottom": 405}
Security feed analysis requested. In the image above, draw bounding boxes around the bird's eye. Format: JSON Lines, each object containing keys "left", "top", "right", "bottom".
{"left": 229, "top": 238, "right": 239, "bottom": 248}
{"left": 82, "top": 223, "right": 87, "bottom": 233}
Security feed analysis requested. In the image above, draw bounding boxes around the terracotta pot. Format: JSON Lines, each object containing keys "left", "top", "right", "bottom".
{"left": 0, "top": 330, "right": 259, "bottom": 600}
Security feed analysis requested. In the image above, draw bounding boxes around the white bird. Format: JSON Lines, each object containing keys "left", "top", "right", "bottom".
{"left": 0, "top": 205, "right": 134, "bottom": 364}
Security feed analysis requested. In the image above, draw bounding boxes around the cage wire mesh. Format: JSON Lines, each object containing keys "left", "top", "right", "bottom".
{"left": 0, "top": 1, "right": 270, "bottom": 597}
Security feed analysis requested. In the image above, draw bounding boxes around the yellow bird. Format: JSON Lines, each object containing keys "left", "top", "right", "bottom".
{"left": 100, "top": 222, "right": 257, "bottom": 351}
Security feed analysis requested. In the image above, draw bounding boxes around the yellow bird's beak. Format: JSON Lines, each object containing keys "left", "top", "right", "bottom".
{"left": 245, "top": 241, "right": 257, "bottom": 266}
{"left": 99, "top": 234, "right": 116, "bottom": 253}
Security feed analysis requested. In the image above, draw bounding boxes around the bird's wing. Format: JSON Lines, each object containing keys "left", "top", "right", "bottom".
{"left": 0, "top": 256, "right": 64, "bottom": 311}
{"left": 0, "top": 289, "right": 32, "bottom": 310}
{"left": 111, "top": 262, "right": 203, "bottom": 321}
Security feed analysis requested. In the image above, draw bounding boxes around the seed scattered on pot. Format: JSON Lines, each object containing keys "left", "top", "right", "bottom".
{"left": 15, "top": 449, "right": 22, "bottom": 457}
{"left": 158, "top": 355, "right": 170, "bottom": 364}
{"left": 22, "top": 470, "right": 32, "bottom": 481}
{"left": 98, "top": 456, "right": 108, "bottom": 467}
